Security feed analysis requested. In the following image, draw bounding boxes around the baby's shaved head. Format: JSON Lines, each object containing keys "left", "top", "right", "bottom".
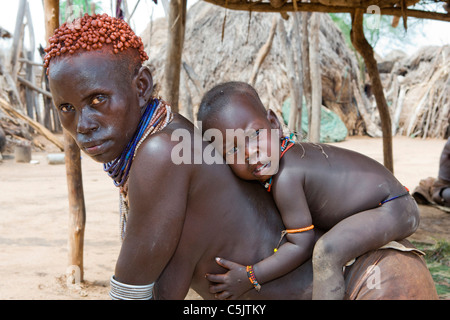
{"left": 197, "top": 81, "right": 266, "bottom": 130}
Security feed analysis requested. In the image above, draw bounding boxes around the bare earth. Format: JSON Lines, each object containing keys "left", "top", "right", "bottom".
{"left": 0, "top": 135, "right": 448, "bottom": 300}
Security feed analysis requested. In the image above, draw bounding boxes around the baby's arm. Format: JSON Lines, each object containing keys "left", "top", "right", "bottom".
{"left": 251, "top": 172, "right": 315, "bottom": 285}
{"left": 206, "top": 171, "right": 314, "bottom": 299}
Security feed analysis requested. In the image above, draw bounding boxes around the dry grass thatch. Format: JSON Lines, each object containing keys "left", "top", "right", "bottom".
{"left": 375, "top": 45, "right": 450, "bottom": 139}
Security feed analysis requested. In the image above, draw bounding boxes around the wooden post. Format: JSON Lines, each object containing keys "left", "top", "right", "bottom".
{"left": 278, "top": 16, "right": 301, "bottom": 135}
{"left": 162, "top": 0, "right": 187, "bottom": 112}
{"left": 24, "top": 1, "right": 39, "bottom": 122}
{"left": 10, "top": 0, "right": 27, "bottom": 81}
{"left": 351, "top": 8, "right": 394, "bottom": 173}
{"left": 309, "top": 12, "right": 321, "bottom": 143}
{"left": 249, "top": 16, "right": 277, "bottom": 86}
{"left": 301, "top": 12, "right": 312, "bottom": 127}
{"left": 43, "top": 0, "right": 87, "bottom": 282}
{"left": 292, "top": 12, "right": 303, "bottom": 135}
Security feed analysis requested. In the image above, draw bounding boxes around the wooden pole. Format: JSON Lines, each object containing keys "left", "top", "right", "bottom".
{"left": 10, "top": 0, "right": 27, "bottom": 80}
{"left": 292, "top": 12, "right": 303, "bottom": 136}
{"left": 17, "top": 76, "right": 52, "bottom": 99}
{"left": 43, "top": 0, "right": 87, "bottom": 282}
{"left": 301, "top": 12, "right": 312, "bottom": 130}
{"left": 24, "top": 1, "right": 38, "bottom": 122}
{"left": 351, "top": 8, "right": 394, "bottom": 173}
{"left": 0, "top": 97, "right": 64, "bottom": 151}
{"left": 249, "top": 16, "right": 277, "bottom": 86}
{"left": 162, "top": 0, "right": 187, "bottom": 112}
{"left": 278, "top": 16, "right": 301, "bottom": 135}
{"left": 309, "top": 12, "right": 321, "bottom": 143}
{"left": 204, "top": 0, "right": 450, "bottom": 22}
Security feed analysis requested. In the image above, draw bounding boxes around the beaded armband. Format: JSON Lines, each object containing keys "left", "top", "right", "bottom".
{"left": 274, "top": 225, "right": 314, "bottom": 252}
{"left": 246, "top": 265, "right": 261, "bottom": 292}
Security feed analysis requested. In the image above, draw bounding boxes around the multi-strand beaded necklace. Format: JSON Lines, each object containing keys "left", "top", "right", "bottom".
{"left": 262, "top": 136, "right": 295, "bottom": 192}
{"left": 103, "top": 97, "right": 173, "bottom": 240}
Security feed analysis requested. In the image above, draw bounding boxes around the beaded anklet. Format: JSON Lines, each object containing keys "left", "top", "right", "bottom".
{"left": 246, "top": 265, "right": 261, "bottom": 292}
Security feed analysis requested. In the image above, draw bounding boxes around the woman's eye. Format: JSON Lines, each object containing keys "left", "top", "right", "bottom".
{"left": 59, "top": 104, "right": 74, "bottom": 113}
{"left": 91, "top": 95, "right": 106, "bottom": 105}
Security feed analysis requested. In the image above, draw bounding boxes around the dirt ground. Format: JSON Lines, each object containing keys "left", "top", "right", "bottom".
{"left": 0, "top": 135, "right": 448, "bottom": 300}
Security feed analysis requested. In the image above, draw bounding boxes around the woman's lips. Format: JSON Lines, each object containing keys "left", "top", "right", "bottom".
{"left": 82, "top": 141, "right": 108, "bottom": 156}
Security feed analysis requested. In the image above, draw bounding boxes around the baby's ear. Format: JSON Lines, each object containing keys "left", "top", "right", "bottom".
{"left": 135, "top": 66, "right": 154, "bottom": 107}
{"left": 267, "top": 109, "right": 282, "bottom": 132}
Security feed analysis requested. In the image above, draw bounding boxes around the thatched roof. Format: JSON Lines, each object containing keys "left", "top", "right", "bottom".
{"left": 142, "top": 1, "right": 367, "bottom": 135}
{"left": 377, "top": 44, "right": 450, "bottom": 139}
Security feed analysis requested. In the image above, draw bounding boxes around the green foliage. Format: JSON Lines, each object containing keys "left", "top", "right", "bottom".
{"left": 412, "top": 240, "right": 450, "bottom": 299}
{"left": 60, "top": 0, "right": 103, "bottom": 24}
{"left": 328, "top": 12, "right": 424, "bottom": 53}
{"left": 328, "top": 13, "right": 353, "bottom": 48}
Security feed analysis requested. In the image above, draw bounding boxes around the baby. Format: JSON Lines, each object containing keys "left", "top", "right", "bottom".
{"left": 198, "top": 81, "right": 420, "bottom": 299}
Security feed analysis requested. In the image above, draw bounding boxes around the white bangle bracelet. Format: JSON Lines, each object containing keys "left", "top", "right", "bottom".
{"left": 109, "top": 275, "right": 154, "bottom": 300}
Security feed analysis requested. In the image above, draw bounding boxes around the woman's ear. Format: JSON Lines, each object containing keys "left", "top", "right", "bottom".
{"left": 135, "top": 66, "right": 154, "bottom": 107}
{"left": 266, "top": 109, "right": 283, "bottom": 137}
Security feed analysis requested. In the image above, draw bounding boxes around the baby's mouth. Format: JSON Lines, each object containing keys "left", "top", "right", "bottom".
{"left": 253, "top": 161, "right": 271, "bottom": 176}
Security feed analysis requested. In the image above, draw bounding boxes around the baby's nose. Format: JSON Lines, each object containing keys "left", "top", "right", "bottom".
{"left": 246, "top": 140, "right": 259, "bottom": 163}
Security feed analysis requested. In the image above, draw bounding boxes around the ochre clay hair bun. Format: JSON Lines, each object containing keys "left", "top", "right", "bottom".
{"left": 44, "top": 13, "right": 148, "bottom": 74}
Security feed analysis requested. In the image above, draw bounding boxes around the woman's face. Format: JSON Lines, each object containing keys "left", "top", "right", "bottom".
{"left": 48, "top": 48, "right": 145, "bottom": 163}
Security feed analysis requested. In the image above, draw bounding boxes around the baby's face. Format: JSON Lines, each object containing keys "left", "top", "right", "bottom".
{"left": 208, "top": 94, "right": 281, "bottom": 182}
{"left": 48, "top": 48, "right": 142, "bottom": 163}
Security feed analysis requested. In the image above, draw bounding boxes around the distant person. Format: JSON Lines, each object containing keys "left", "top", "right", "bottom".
{"left": 431, "top": 137, "right": 450, "bottom": 206}
{"left": 413, "top": 137, "right": 450, "bottom": 211}
{"left": 0, "top": 126, "right": 6, "bottom": 155}
{"left": 198, "top": 81, "right": 420, "bottom": 300}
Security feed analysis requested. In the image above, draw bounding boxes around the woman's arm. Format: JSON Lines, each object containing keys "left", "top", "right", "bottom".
{"left": 114, "top": 135, "right": 191, "bottom": 292}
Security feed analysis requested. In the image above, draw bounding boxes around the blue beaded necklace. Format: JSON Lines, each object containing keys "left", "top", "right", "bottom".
{"left": 262, "top": 136, "right": 295, "bottom": 192}
{"left": 103, "top": 98, "right": 170, "bottom": 187}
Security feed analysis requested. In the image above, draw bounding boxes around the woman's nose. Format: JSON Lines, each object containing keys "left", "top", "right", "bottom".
{"left": 76, "top": 108, "right": 98, "bottom": 134}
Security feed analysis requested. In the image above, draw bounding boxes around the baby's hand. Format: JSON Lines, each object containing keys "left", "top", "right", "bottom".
{"left": 205, "top": 257, "right": 253, "bottom": 300}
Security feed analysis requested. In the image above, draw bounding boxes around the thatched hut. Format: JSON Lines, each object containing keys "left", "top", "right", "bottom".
{"left": 142, "top": 1, "right": 367, "bottom": 137}
{"left": 377, "top": 45, "right": 450, "bottom": 139}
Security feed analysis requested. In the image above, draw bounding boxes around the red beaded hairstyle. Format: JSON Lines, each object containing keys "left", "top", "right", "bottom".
{"left": 44, "top": 13, "right": 148, "bottom": 74}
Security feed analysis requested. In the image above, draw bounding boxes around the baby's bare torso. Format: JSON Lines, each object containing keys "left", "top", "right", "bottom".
{"left": 276, "top": 143, "right": 406, "bottom": 229}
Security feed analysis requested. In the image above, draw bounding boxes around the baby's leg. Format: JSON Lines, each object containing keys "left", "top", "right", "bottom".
{"left": 311, "top": 195, "right": 419, "bottom": 300}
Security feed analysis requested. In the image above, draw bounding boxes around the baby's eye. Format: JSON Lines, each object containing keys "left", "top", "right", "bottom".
{"left": 59, "top": 104, "right": 74, "bottom": 113}
{"left": 91, "top": 95, "right": 106, "bottom": 106}
{"left": 226, "top": 146, "right": 238, "bottom": 156}
{"left": 248, "top": 129, "right": 261, "bottom": 140}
